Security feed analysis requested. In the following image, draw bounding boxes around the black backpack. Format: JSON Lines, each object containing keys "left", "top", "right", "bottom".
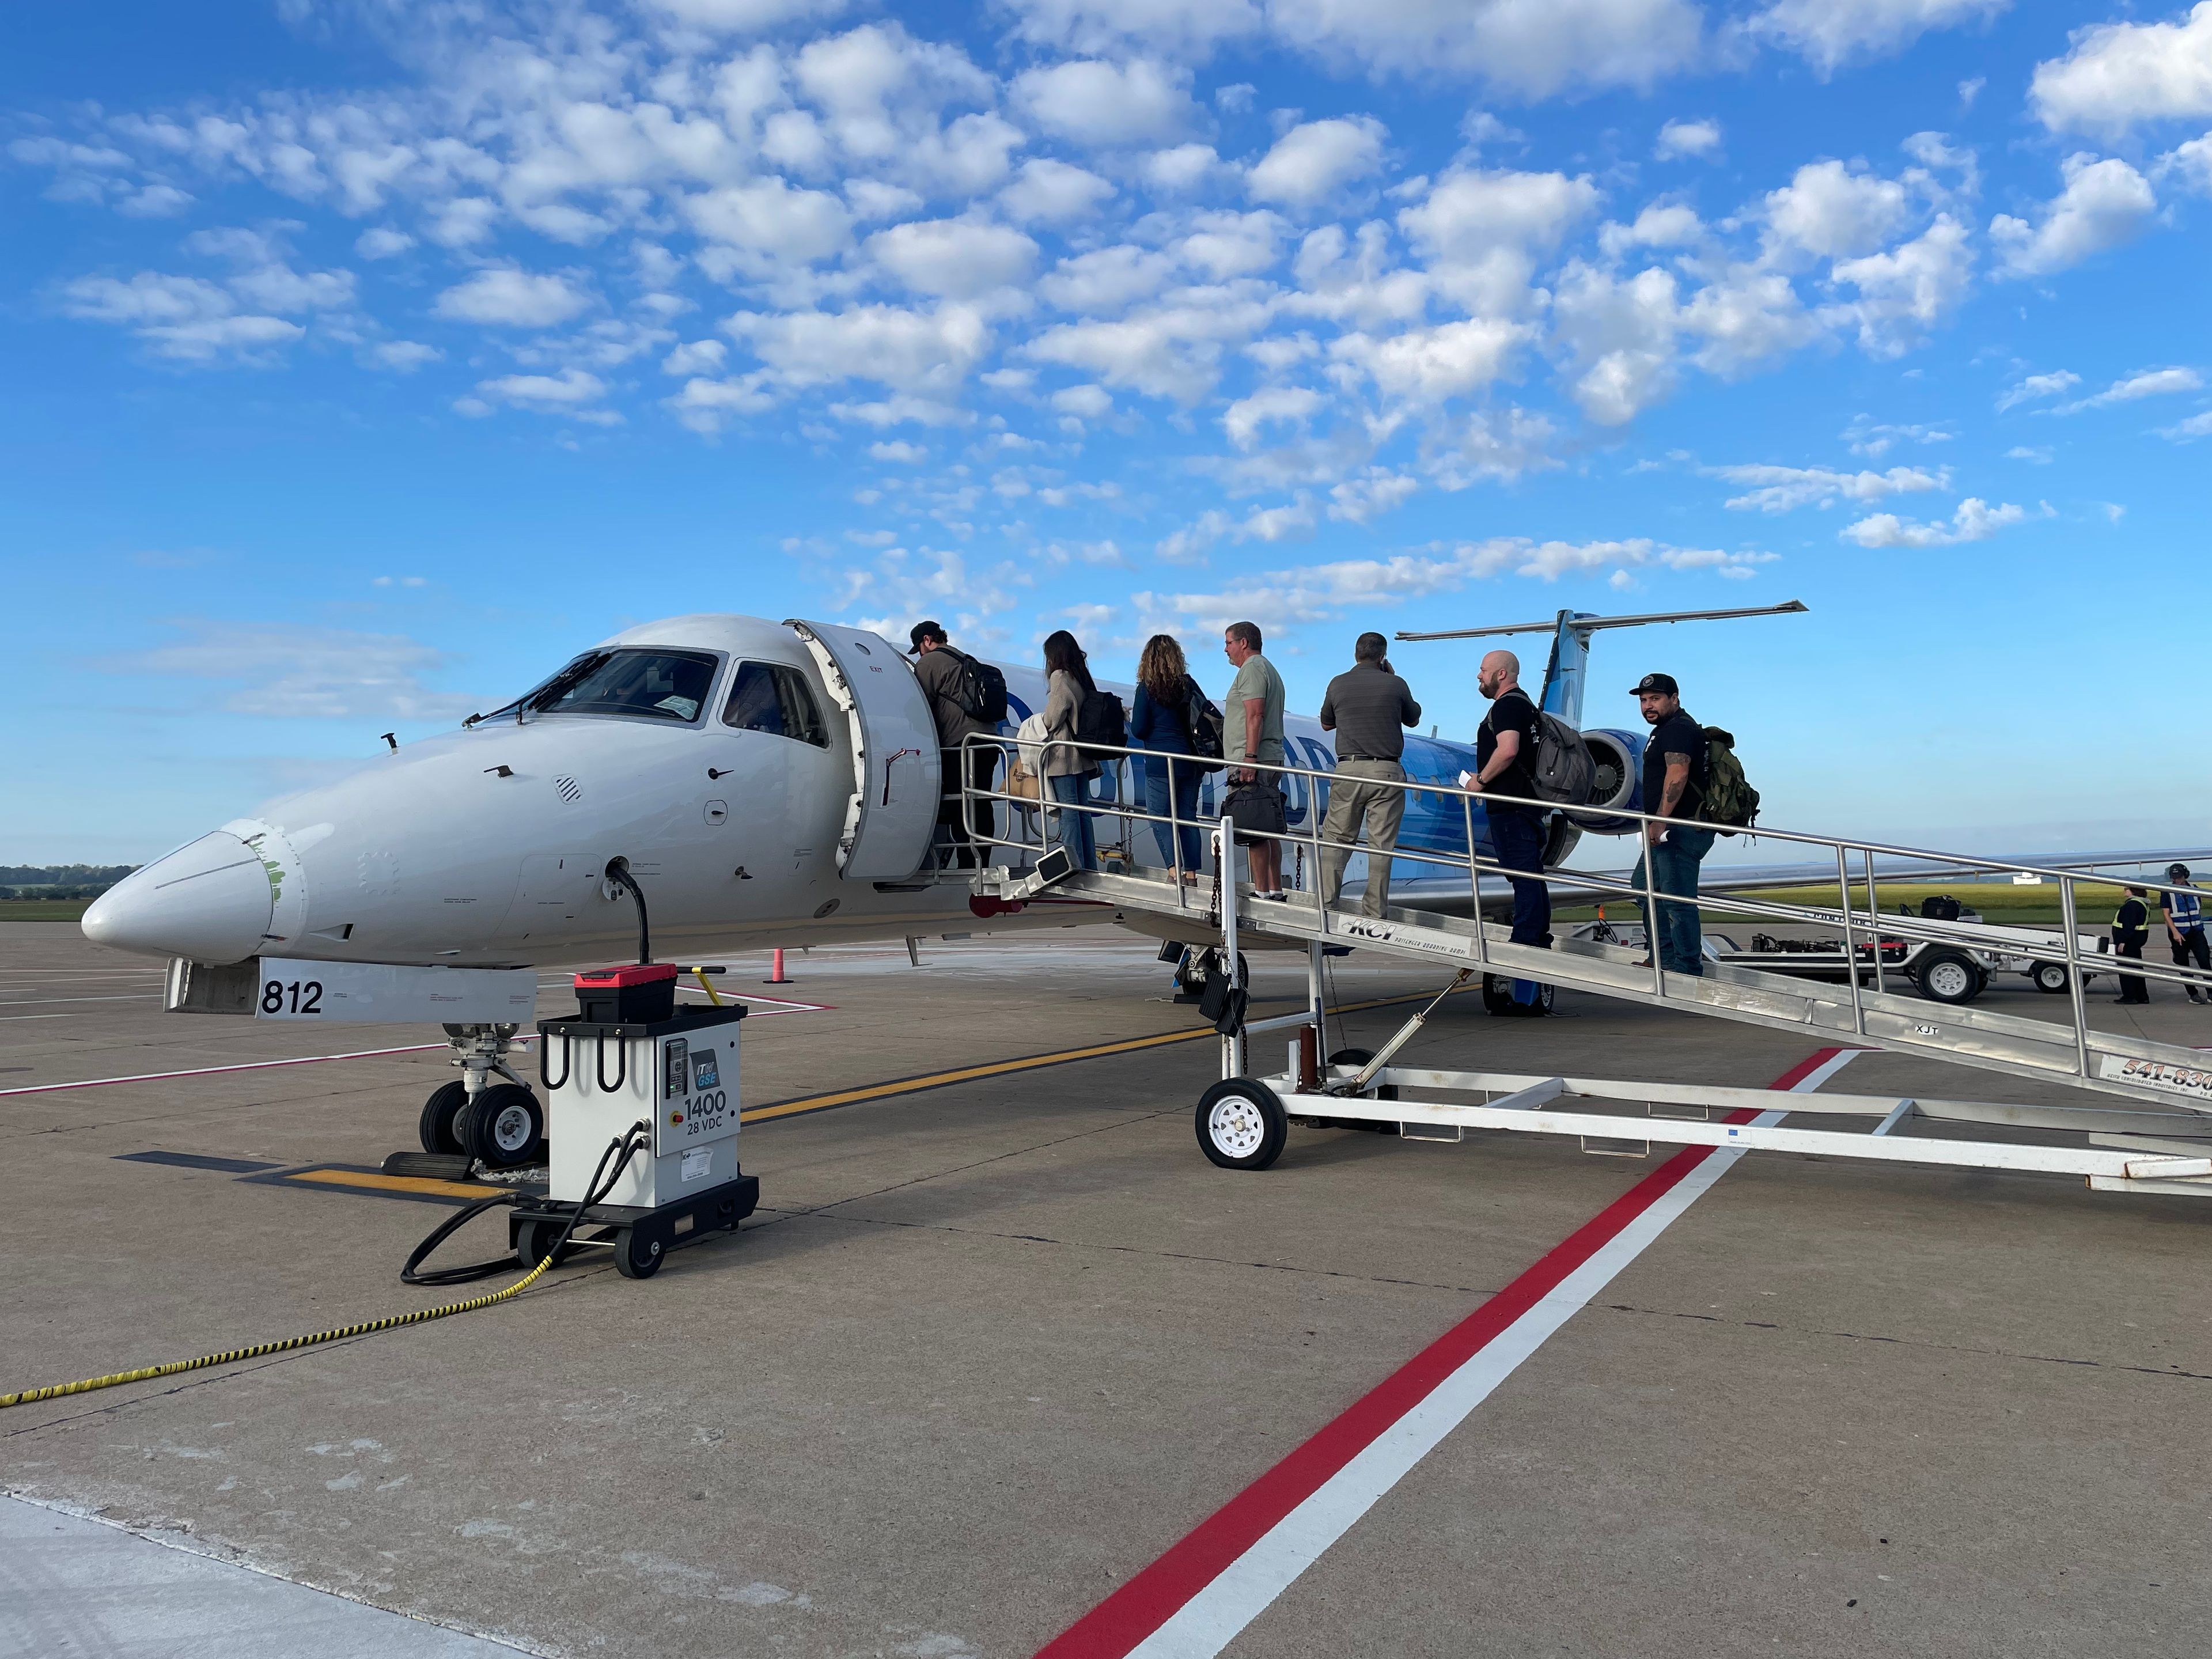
{"left": 1181, "top": 675, "right": 1228, "bottom": 768}
{"left": 1076, "top": 687, "right": 1126, "bottom": 751}
{"left": 942, "top": 648, "right": 1009, "bottom": 724}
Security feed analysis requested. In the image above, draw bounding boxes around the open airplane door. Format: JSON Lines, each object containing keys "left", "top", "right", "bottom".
{"left": 786, "top": 620, "right": 942, "bottom": 882}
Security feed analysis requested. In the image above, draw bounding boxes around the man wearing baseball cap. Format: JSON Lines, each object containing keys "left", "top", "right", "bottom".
{"left": 1627, "top": 672, "right": 1714, "bottom": 976}
{"left": 2160, "top": 862, "right": 2209, "bottom": 1004}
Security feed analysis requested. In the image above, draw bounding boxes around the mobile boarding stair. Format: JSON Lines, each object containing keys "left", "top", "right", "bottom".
{"left": 957, "top": 737, "right": 2212, "bottom": 1205}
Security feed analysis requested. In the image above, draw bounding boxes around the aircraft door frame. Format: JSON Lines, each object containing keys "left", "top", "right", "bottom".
{"left": 785, "top": 620, "right": 942, "bottom": 882}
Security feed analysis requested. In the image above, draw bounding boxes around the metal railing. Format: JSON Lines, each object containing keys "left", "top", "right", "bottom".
{"left": 945, "top": 732, "right": 2212, "bottom": 1086}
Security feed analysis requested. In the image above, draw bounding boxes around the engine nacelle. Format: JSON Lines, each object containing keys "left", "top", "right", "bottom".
{"left": 1569, "top": 727, "right": 1646, "bottom": 834}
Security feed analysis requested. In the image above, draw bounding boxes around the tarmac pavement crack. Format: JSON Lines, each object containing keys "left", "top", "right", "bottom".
{"left": 1600, "top": 1300, "right": 2212, "bottom": 1384}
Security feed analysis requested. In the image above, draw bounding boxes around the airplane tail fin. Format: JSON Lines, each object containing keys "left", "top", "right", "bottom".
{"left": 1394, "top": 601, "right": 1807, "bottom": 727}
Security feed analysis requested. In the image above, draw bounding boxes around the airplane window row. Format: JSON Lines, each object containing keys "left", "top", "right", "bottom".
{"left": 722, "top": 661, "right": 831, "bottom": 747}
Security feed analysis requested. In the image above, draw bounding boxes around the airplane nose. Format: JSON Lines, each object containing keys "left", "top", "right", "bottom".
{"left": 82, "top": 830, "right": 276, "bottom": 963}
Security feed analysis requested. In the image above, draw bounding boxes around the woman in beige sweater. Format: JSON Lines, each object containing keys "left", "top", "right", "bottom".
{"left": 1041, "top": 628, "right": 1100, "bottom": 870}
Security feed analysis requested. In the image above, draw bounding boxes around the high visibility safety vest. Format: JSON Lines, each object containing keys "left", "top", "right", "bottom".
{"left": 2168, "top": 888, "right": 2205, "bottom": 933}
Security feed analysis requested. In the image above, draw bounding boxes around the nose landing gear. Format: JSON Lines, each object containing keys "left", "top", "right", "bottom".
{"left": 416, "top": 1022, "right": 546, "bottom": 1169}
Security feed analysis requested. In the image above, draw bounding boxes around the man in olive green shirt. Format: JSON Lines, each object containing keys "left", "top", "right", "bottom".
{"left": 1222, "top": 620, "right": 1287, "bottom": 899}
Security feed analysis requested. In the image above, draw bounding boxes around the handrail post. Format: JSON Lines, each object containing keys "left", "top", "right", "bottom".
{"left": 1641, "top": 825, "right": 1665, "bottom": 997}
{"left": 1864, "top": 849, "right": 1885, "bottom": 997}
{"left": 1220, "top": 812, "right": 1243, "bottom": 1080}
{"left": 1836, "top": 844, "right": 1865, "bottom": 1037}
{"left": 1311, "top": 759, "right": 1329, "bottom": 936}
{"left": 2059, "top": 872, "right": 2090, "bottom": 1080}
{"left": 1463, "top": 791, "right": 1490, "bottom": 967}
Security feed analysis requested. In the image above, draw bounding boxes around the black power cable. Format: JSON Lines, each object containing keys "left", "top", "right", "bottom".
{"left": 400, "top": 1121, "right": 650, "bottom": 1287}
{"left": 604, "top": 857, "right": 652, "bottom": 964}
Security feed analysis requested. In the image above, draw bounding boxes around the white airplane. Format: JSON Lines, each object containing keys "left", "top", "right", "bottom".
{"left": 85, "top": 601, "right": 2191, "bottom": 1167}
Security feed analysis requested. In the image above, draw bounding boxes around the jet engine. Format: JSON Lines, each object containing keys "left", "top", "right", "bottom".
{"left": 1567, "top": 728, "right": 1645, "bottom": 834}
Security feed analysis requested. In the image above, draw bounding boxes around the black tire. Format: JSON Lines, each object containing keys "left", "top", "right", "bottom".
{"left": 460, "top": 1083, "right": 546, "bottom": 1169}
{"left": 614, "top": 1227, "right": 664, "bottom": 1279}
{"left": 514, "top": 1218, "right": 574, "bottom": 1271}
{"left": 1914, "top": 949, "right": 1984, "bottom": 1006}
{"left": 2030, "top": 960, "right": 2070, "bottom": 994}
{"left": 418, "top": 1081, "right": 468, "bottom": 1155}
{"left": 1196, "top": 1078, "right": 1288, "bottom": 1171}
{"left": 1482, "top": 973, "right": 1554, "bottom": 1017}
{"left": 1325, "top": 1047, "right": 1398, "bottom": 1105}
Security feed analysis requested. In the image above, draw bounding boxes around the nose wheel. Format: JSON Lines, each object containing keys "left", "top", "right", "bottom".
{"left": 418, "top": 1081, "right": 469, "bottom": 1156}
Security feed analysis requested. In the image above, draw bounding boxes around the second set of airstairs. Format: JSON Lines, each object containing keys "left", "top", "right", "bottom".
{"left": 949, "top": 736, "right": 2212, "bottom": 1202}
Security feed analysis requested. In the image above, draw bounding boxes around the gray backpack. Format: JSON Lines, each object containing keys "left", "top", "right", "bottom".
{"left": 1524, "top": 699, "right": 1594, "bottom": 806}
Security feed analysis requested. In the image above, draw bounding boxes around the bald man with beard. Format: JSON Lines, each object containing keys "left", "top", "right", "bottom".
{"left": 1469, "top": 648, "right": 1552, "bottom": 949}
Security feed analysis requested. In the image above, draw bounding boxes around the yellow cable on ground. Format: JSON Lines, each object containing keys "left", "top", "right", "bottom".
{"left": 1, "top": 1249, "right": 557, "bottom": 1411}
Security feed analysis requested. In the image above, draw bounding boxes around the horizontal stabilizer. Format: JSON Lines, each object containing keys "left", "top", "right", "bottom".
{"left": 1394, "top": 600, "right": 1806, "bottom": 643}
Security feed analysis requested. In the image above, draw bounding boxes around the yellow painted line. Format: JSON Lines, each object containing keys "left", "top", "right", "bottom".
{"left": 739, "top": 986, "right": 1474, "bottom": 1126}
{"left": 283, "top": 1168, "right": 505, "bottom": 1201}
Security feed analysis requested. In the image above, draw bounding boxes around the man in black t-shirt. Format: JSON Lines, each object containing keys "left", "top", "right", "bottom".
{"left": 1469, "top": 649, "right": 1550, "bottom": 947}
{"left": 1628, "top": 672, "right": 1715, "bottom": 975}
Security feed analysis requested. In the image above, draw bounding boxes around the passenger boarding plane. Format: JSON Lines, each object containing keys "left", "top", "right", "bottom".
{"left": 71, "top": 601, "right": 1802, "bottom": 1162}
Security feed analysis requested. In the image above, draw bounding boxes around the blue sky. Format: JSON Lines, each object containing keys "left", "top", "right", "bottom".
{"left": 6, "top": 0, "right": 2210, "bottom": 863}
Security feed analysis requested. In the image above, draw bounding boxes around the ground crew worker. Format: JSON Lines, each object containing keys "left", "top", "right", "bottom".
{"left": 2111, "top": 885, "right": 2150, "bottom": 1004}
{"left": 2161, "top": 863, "right": 2209, "bottom": 1005}
{"left": 1317, "top": 632, "right": 1421, "bottom": 917}
{"left": 909, "top": 620, "right": 996, "bottom": 869}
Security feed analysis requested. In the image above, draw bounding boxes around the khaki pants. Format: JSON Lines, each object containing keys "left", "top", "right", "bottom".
{"left": 1319, "top": 759, "right": 1406, "bottom": 918}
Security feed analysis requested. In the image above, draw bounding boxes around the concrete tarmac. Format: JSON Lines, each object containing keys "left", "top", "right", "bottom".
{"left": 2, "top": 920, "right": 2209, "bottom": 1657}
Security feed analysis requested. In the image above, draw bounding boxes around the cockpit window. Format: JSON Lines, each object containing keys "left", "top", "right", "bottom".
{"left": 722, "top": 661, "right": 831, "bottom": 748}
{"left": 524, "top": 649, "right": 720, "bottom": 724}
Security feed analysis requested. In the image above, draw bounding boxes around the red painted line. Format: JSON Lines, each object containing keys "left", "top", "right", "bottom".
{"left": 1036, "top": 1046, "right": 1854, "bottom": 1659}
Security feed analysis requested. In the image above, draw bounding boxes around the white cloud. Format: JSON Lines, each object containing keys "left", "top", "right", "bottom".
{"left": 1764, "top": 160, "right": 1908, "bottom": 259}
{"left": 684, "top": 177, "right": 853, "bottom": 271}
{"left": 1027, "top": 289, "right": 1274, "bottom": 402}
{"left": 2159, "top": 410, "right": 2212, "bottom": 441}
{"left": 1995, "top": 369, "right": 2080, "bottom": 411}
{"left": 1397, "top": 166, "right": 1599, "bottom": 313}
{"left": 1550, "top": 262, "right": 1680, "bottom": 425}
{"left": 1011, "top": 59, "right": 1195, "bottom": 147}
{"left": 1039, "top": 245, "right": 1177, "bottom": 313}
{"left": 1050, "top": 382, "right": 1113, "bottom": 419}
{"left": 1990, "top": 155, "right": 2156, "bottom": 276}
{"left": 652, "top": 0, "right": 853, "bottom": 29}
{"left": 1706, "top": 463, "right": 1948, "bottom": 512}
{"left": 1752, "top": 0, "right": 2009, "bottom": 77}
{"left": 2163, "top": 132, "right": 2212, "bottom": 195}
{"left": 1654, "top": 119, "right": 1721, "bottom": 161}
{"left": 1842, "top": 497, "right": 2028, "bottom": 547}
{"left": 1843, "top": 416, "right": 1952, "bottom": 456}
{"left": 131, "top": 622, "right": 474, "bottom": 721}
{"left": 1144, "top": 143, "right": 1232, "bottom": 192}
{"left": 2051, "top": 366, "right": 2203, "bottom": 414}
{"left": 59, "top": 271, "right": 304, "bottom": 363}
{"left": 663, "top": 338, "right": 729, "bottom": 376}
{"left": 2005, "top": 444, "right": 2053, "bottom": 463}
{"left": 355, "top": 227, "right": 415, "bottom": 259}
{"left": 867, "top": 218, "right": 1039, "bottom": 298}
{"left": 2031, "top": 4, "right": 2212, "bottom": 137}
{"left": 474, "top": 369, "right": 615, "bottom": 417}
{"left": 1266, "top": 0, "right": 1706, "bottom": 98}
{"left": 1247, "top": 117, "right": 1387, "bottom": 211}
{"left": 997, "top": 158, "right": 1115, "bottom": 224}
{"left": 729, "top": 302, "right": 990, "bottom": 393}
{"left": 1330, "top": 317, "right": 1530, "bottom": 403}
{"left": 1830, "top": 215, "right": 1974, "bottom": 355}
{"left": 433, "top": 268, "right": 593, "bottom": 328}
{"left": 1222, "top": 384, "right": 1323, "bottom": 448}
{"left": 370, "top": 340, "right": 441, "bottom": 371}
{"left": 868, "top": 439, "right": 927, "bottom": 462}
{"left": 1327, "top": 468, "right": 1419, "bottom": 522}
{"left": 999, "top": 0, "right": 1262, "bottom": 58}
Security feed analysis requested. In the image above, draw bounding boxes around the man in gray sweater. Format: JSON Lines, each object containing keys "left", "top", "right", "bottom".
{"left": 1317, "top": 632, "right": 1422, "bottom": 917}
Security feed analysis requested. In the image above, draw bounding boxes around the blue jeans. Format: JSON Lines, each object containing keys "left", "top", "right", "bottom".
{"left": 1486, "top": 805, "right": 1551, "bottom": 947}
{"left": 1631, "top": 826, "right": 1717, "bottom": 974}
{"left": 1049, "top": 772, "right": 1097, "bottom": 870}
{"left": 1143, "top": 756, "right": 1204, "bottom": 873}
